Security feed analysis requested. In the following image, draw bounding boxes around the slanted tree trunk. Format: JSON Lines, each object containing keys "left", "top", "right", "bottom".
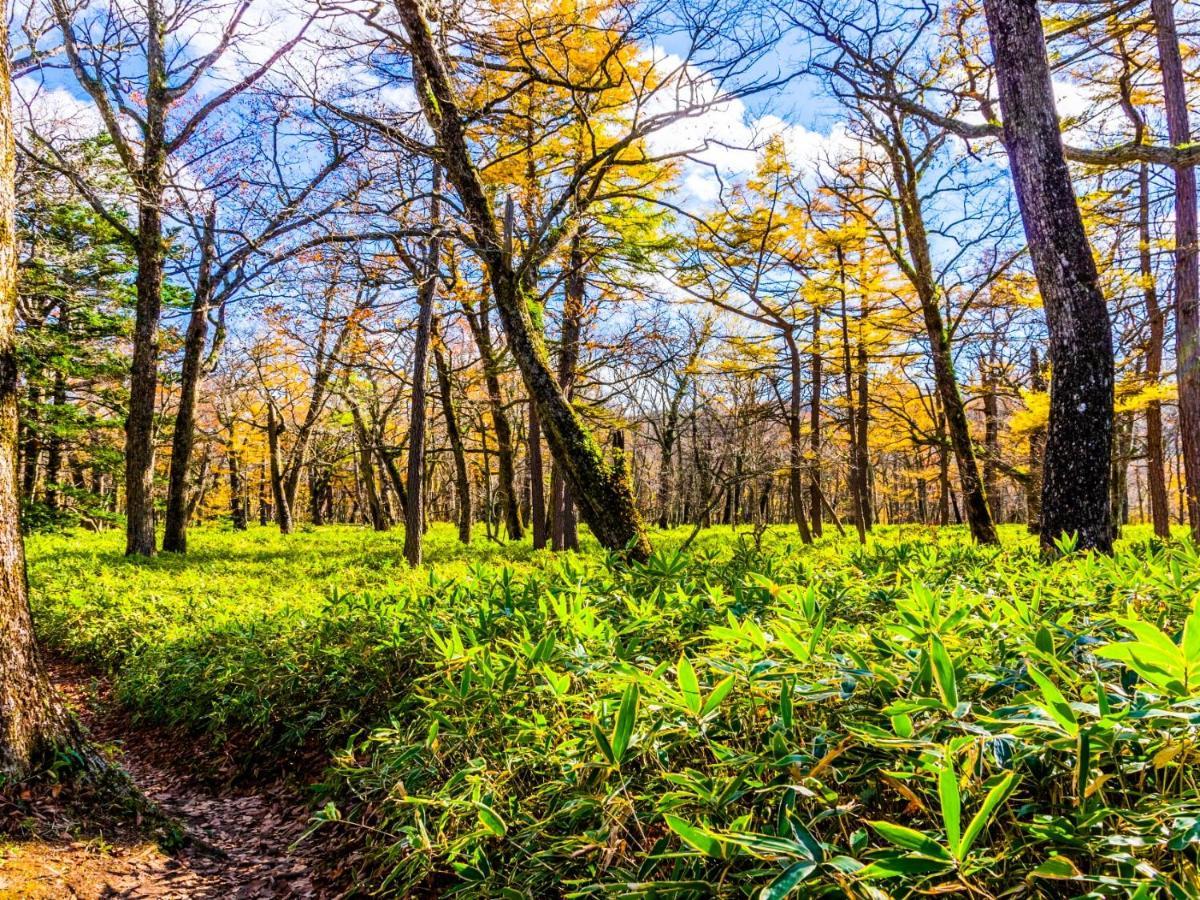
{"left": 1151, "top": 0, "right": 1200, "bottom": 533}
{"left": 433, "top": 318, "right": 471, "bottom": 543}
{"left": 885, "top": 134, "right": 998, "bottom": 544}
{"left": 396, "top": 1, "right": 650, "bottom": 560}
{"left": 984, "top": 0, "right": 1115, "bottom": 552}
{"left": 0, "top": 32, "right": 77, "bottom": 773}
{"left": 162, "top": 206, "right": 216, "bottom": 553}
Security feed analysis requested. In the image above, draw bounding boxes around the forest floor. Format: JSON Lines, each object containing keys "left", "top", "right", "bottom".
{"left": 0, "top": 659, "right": 327, "bottom": 899}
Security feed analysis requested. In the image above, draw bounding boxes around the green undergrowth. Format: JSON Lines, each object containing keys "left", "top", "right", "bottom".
{"left": 26, "top": 523, "right": 1200, "bottom": 896}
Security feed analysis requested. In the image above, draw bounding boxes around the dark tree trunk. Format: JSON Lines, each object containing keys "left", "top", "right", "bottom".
{"left": 162, "top": 207, "right": 216, "bottom": 553}
{"left": 984, "top": 0, "right": 1115, "bottom": 552}
{"left": 433, "top": 318, "right": 471, "bottom": 543}
{"left": 1151, "top": 0, "right": 1200, "bottom": 532}
{"left": 123, "top": 0, "right": 168, "bottom": 558}
{"left": 855, "top": 328, "right": 873, "bottom": 530}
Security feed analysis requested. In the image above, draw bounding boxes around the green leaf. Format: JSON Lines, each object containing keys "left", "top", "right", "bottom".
{"left": 928, "top": 636, "right": 958, "bottom": 711}
{"left": 866, "top": 821, "right": 952, "bottom": 861}
{"left": 592, "top": 722, "right": 616, "bottom": 765}
{"left": 1027, "top": 664, "right": 1078, "bottom": 735}
{"left": 612, "top": 684, "right": 639, "bottom": 763}
{"left": 476, "top": 802, "right": 507, "bottom": 838}
{"left": 701, "top": 675, "right": 735, "bottom": 717}
{"left": 938, "top": 757, "right": 961, "bottom": 856}
{"left": 677, "top": 654, "right": 702, "bottom": 715}
{"left": 858, "top": 855, "right": 952, "bottom": 879}
{"left": 664, "top": 814, "right": 728, "bottom": 859}
{"left": 758, "top": 861, "right": 818, "bottom": 898}
{"left": 958, "top": 772, "right": 1019, "bottom": 857}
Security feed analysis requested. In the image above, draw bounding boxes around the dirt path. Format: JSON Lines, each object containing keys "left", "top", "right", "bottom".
{"left": 0, "top": 661, "right": 328, "bottom": 899}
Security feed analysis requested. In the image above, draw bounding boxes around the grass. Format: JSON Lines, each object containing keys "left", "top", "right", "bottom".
{"left": 26, "top": 521, "right": 1200, "bottom": 896}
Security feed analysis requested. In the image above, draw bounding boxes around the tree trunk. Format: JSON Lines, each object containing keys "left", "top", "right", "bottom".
{"left": 887, "top": 138, "right": 997, "bottom": 544}
{"left": 0, "top": 31, "right": 77, "bottom": 773}
{"left": 809, "top": 307, "right": 823, "bottom": 537}
{"left": 984, "top": 0, "right": 1115, "bottom": 553}
{"left": 529, "top": 403, "right": 547, "bottom": 548}
{"left": 44, "top": 368, "right": 65, "bottom": 514}
{"left": 463, "top": 296, "right": 523, "bottom": 540}
{"left": 397, "top": 1, "right": 650, "bottom": 560}
{"left": 1151, "top": 0, "right": 1200, "bottom": 532}
{"left": 351, "top": 403, "right": 388, "bottom": 532}
{"left": 982, "top": 361, "right": 1001, "bottom": 522}
{"left": 19, "top": 382, "right": 38, "bottom": 501}
{"left": 404, "top": 174, "right": 441, "bottom": 565}
{"left": 227, "top": 423, "right": 246, "bottom": 531}
{"left": 1137, "top": 161, "right": 1171, "bottom": 537}
{"left": 433, "top": 318, "right": 472, "bottom": 543}
{"left": 552, "top": 234, "right": 585, "bottom": 551}
{"left": 267, "top": 405, "right": 292, "bottom": 534}
{"left": 784, "top": 330, "right": 814, "bottom": 543}
{"left": 1026, "top": 347, "right": 1047, "bottom": 533}
{"left": 838, "top": 246, "right": 867, "bottom": 542}
{"left": 123, "top": 0, "right": 168, "bottom": 557}
{"left": 162, "top": 207, "right": 216, "bottom": 553}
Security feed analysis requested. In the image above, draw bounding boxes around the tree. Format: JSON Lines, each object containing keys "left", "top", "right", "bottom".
{"left": 0, "top": 6, "right": 77, "bottom": 775}
{"left": 36, "top": 0, "right": 311, "bottom": 555}
{"left": 983, "top": 0, "right": 1115, "bottom": 552}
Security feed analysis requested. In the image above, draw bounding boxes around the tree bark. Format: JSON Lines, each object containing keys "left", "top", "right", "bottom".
{"left": 985, "top": 0, "right": 1115, "bottom": 552}
{"left": 123, "top": 0, "right": 169, "bottom": 558}
{"left": 267, "top": 404, "right": 292, "bottom": 533}
{"left": 1137, "top": 162, "right": 1171, "bottom": 537}
{"left": 1151, "top": 0, "right": 1200, "bottom": 532}
{"left": 162, "top": 206, "right": 216, "bottom": 553}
